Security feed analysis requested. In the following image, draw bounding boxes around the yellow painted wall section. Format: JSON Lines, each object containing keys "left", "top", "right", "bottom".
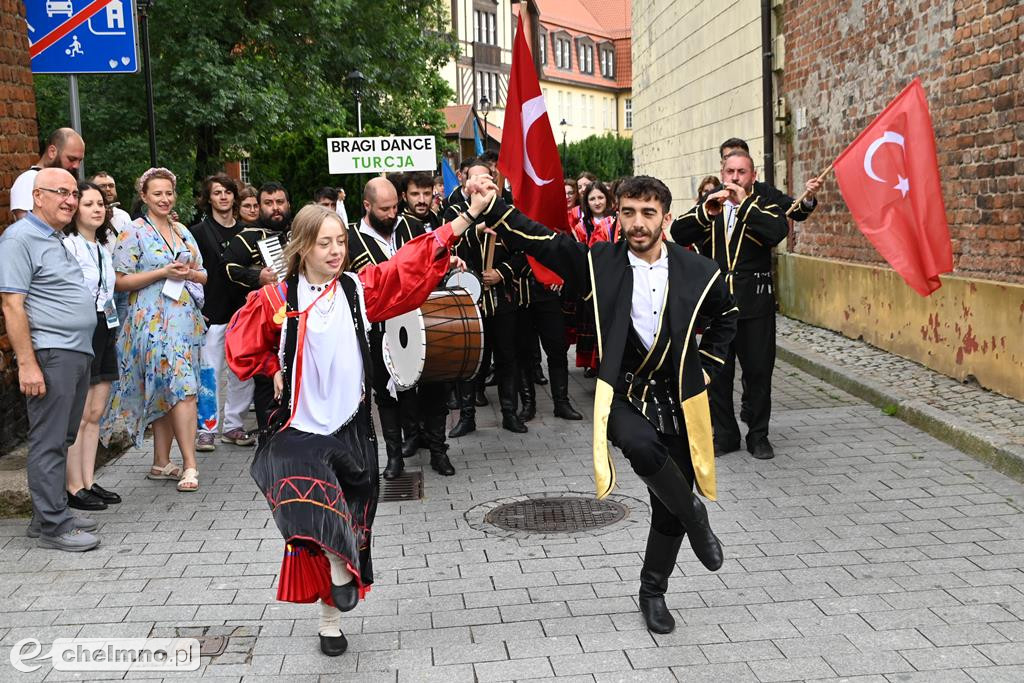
{"left": 632, "top": 0, "right": 763, "bottom": 212}
{"left": 777, "top": 253, "right": 1024, "bottom": 401}
{"left": 541, "top": 81, "right": 630, "bottom": 143}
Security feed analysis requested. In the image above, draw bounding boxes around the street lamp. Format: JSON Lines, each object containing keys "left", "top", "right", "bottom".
{"left": 138, "top": 0, "right": 158, "bottom": 166}
{"left": 346, "top": 69, "right": 366, "bottom": 135}
{"left": 479, "top": 94, "right": 491, "bottom": 153}
{"left": 559, "top": 118, "right": 568, "bottom": 157}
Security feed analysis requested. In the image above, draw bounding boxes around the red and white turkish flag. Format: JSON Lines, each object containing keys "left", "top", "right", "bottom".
{"left": 498, "top": 15, "right": 568, "bottom": 286}
{"left": 833, "top": 78, "right": 952, "bottom": 296}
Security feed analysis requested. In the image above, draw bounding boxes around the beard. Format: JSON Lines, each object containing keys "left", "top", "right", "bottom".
{"left": 261, "top": 210, "right": 291, "bottom": 231}
{"left": 368, "top": 211, "right": 397, "bottom": 234}
{"left": 409, "top": 201, "right": 431, "bottom": 219}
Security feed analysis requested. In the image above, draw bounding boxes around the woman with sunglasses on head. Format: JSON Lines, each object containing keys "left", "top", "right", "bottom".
{"left": 63, "top": 181, "right": 122, "bottom": 512}
{"left": 101, "top": 168, "right": 207, "bottom": 493}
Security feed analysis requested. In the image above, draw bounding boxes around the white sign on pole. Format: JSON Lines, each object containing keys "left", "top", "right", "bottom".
{"left": 327, "top": 136, "right": 437, "bottom": 174}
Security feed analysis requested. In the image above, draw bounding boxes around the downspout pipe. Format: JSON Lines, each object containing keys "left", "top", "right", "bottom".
{"left": 761, "top": 0, "right": 775, "bottom": 186}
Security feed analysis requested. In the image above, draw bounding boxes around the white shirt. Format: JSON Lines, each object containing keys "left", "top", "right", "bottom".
{"left": 359, "top": 219, "right": 398, "bottom": 258}
{"left": 627, "top": 243, "right": 669, "bottom": 350}
{"left": 9, "top": 168, "right": 40, "bottom": 212}
{"left": 724, "top": 200, "right": 739, "bottom": 241}
{"left": 288, "top": 273, "right": 366, "bottom": 435}
{"left": 65, "top": 232, "right": 117, "bottom": 314}
{"left": 110, "top": 207, "right": 133, "bottom": 231}
{"left": 335, "top": 200, "right": 349, "bottom": 226}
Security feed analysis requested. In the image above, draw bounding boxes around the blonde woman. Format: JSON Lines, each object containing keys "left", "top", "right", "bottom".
{"left": 225, "top": 179, "right": 492, "bottom": 657}
{"left": 102, "top": 168, "right": 207, "bottom": 492}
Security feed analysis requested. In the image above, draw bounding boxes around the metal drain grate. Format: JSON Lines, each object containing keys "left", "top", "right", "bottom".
{"left": 380, "top": 469, "right": 423, "bottom": 501}
{"left": 484, "top": 496, "right": 627, "bottom": 533}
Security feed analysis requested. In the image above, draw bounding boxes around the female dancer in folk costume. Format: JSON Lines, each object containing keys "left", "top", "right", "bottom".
{"left": 225, "top": 182, "right": 493, "bottom": 657}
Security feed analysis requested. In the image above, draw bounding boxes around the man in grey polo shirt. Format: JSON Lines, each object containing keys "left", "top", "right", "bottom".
{"left": 0, "top": 168, "right": 100, "bottom": 551}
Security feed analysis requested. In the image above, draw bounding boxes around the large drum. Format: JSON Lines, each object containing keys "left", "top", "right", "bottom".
{"left": 442, "top": 269, "right": 483, "bottom": 303}
{"left": 382, "top": 289, "right": 484, "bottom": 390}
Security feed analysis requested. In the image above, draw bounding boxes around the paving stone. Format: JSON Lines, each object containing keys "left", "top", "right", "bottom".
{"left": 474, "top": 656, "right": 553, "bottom": 682}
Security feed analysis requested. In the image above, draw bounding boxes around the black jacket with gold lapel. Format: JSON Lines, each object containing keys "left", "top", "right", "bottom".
{"left": 481, "top": 198, "right": 738, "bottom": 501}
{"left": 670, "top": 193, "right": 788, "bottom": 319}
{"left": 443, "top": 200, "right": 523, "bottom": 317}
{"left": 347, "top": 215, "right": 426, "bottom": 273}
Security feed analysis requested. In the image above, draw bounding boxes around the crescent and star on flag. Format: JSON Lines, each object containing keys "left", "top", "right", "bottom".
{"left": 864, "top": 130, "right": 910, "bottom": 198}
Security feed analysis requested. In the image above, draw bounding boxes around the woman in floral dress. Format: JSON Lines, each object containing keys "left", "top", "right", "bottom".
{"left": 102, "top": 168, "right": 207, "bottom": 492}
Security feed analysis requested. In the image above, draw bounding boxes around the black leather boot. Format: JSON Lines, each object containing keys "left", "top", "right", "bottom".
{"left": 517, "top": 366, "right": 536, "bottom": 422}
{"left": 550, "top": 364, "right": 583, "bottom": 420}
{"left": 639, "top": 458, "right": 723, "bottom": 572}
{"left": 448, "top": 381, "right": 476, "bottom": 438}
{"left": 423, "top": 410, "right": 455, "bottom": 475}
{"left": 639, "top": 527, "right": 685, "bottom": 634}
{"left": 532, "top": 361, "right": 548, "bottom": 385}
{"left": 380, "top": 420, "right": 404, "bottom": 480}
{"left": 498, "top": 371, "right": 528, "bottom": 433}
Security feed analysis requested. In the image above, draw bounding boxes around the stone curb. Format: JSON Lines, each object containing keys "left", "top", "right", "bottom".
{"left": 777, "top": 338, "right": 1024, "bottom": 482}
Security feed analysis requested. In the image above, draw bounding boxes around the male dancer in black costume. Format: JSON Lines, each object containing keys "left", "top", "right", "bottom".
{"left": 478, "top": 175, "right": 737, "bottom": 633}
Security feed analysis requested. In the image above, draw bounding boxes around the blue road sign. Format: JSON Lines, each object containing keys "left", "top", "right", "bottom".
{"left": 25, "top": 0, "right": 139, "bottom": 75}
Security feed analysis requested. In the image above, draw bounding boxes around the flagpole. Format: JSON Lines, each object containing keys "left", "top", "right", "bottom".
{"left": 785, "top": 164, "right": 834, "bottom": 216}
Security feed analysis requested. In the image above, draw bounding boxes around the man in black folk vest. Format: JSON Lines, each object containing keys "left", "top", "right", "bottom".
{"left": 347, "top": 178, "right": 456, "bottom": 479}
{"left": 671, "top": 150, "right": 790, "bottom": 460}
{"left": 479, "top": 176, "right": 738, "bottom": 635}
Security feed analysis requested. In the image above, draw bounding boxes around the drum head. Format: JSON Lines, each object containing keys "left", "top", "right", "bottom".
{"left": 382, "top": 309, "right": 426, "bottom": 390}
{"left": 443, "top": 270, "right": 483, "bottom": 303}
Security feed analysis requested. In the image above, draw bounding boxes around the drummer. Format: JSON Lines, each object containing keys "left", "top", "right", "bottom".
{"left": 444, "top": 162, "right": 528, "bottom": 437}
{"left": 347, "top": 177, "right": 456, "bottom": 479}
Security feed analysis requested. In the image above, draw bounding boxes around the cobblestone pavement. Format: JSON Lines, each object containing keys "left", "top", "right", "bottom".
{"left": 777, "top": 316, "right": 1024, "bottom": 448}
{"left": 1, "top": 360, "right": 1023, "bottom": 682}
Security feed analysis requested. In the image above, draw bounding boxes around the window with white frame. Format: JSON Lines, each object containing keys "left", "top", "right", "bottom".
{"left": 239, "top": 157, "right": 250, "bottom": 184}
{"left": 476, "top": 70, "right": 499, "bottom": 107}
{"left": 577, "top": 40, "right": 594, "bottom": 74}
{"left": 554, "top": 35, "right": 571, "bottom": 70}
{"left": 538, "top": 30, "right": 547, "bottom": 64}
{"left": 474, "top": 9, "right": 497, "bottom": 45}
{"left": 624, "top": 98, "right": 633, "bottom": 129}
{"left": 600, "top": 48, "right": 615, "bottom": 78}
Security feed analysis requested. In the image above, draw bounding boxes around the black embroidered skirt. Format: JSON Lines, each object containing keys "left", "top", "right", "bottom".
{"left": 251, "top": 405, "right": 379, "bottom": 605}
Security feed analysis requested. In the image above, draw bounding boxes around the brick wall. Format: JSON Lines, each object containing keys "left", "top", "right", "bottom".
{"left": 782, "top": 0, "right": 1023, "bottom": 283}
{"left": 0, "top": 0, "right": 37, "bottom": 452}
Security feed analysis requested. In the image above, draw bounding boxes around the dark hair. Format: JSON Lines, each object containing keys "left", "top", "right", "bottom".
{"left": 615, "top": 176, "right": 672, "bottom": 214}
{"left": 580, "top": 182, "right": 612, "bottom": 233}
{"left": 697, "top": 175, "right": 720, "bottom": 199}
{"left": 90, "top": 171, "right": 112, "bottom": 181}
{"left": 386, "top": 172, "right": 407, "bottom": 196}
{"left": 258, "top": 181, "right": 289, "bottom": 203}
{"left": 313, "top": 186, "right": 339, "bottom": 203}
{"left": 480, "top": 150, "right": 499, "bottom": 165}
{"left": 201, "top": 173, "right": 239, "bottom": 213}
{"left": 577, "top": 171, "right": 597, "bottom": 184}
{"left": 564, "top": 178, "right": 579, "bottom": 207}
{"left": 719, "top": 137, "right": 749, "bottom": 158}
{"left": 458, "top": 157, "right": 479, "bottom": 172}
{"left": 405, "top": 171, "right": 434, "bottom": 192}
{"left": 66, "top": 181, "right": 114, "bottom": 245}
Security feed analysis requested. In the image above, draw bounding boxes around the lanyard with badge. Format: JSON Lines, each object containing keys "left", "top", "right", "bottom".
{"left": 88, "top": 242, "right": 120, "bottom": 329}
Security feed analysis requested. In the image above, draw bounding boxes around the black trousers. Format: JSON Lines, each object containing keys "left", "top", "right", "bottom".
{"left": 709, "top": 313, "right": 775, "bottom": 447}
{"left": 254, "top": 375, "right": 275, "bottom": 432}
{"left": 400, "top": 382, "right": 449, "bottom": 455}
{"left": 515, "top": 296, "right": 569, "bottom": 378}
{"left": 483, "top": 311, "right": 518, "bottom": 396}
{"left": 607, "top": 396, "right": 695, "bottom": 537}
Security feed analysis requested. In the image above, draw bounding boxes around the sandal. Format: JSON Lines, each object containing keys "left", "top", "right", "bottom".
{"left": 177, "top": 468, "right": 199, "bottom": 492}
{"left": 147, "top": 463, "right": 183, "bottom": 480}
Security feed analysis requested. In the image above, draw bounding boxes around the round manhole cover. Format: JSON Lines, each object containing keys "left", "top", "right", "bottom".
{"left": 484, "top": 496, "right": 628, "bottom": 533}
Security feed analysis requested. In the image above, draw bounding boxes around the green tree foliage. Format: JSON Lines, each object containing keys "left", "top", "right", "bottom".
{"left": 560, "top": 134, "right": 633, "bottom": 182}
{"left": 34, "top": 0, "right": 456, "bottom": 221}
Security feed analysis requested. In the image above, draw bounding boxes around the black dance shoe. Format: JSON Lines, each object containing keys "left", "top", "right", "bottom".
{"left": 330, "top": 583, "right": 359, "bottom": 612}
{"left": 501, "top": 414, "right": 528, "bottom": 433}
{"left": 68, "top": 489, "right": 107, "bottom": 511}
{"left": 89, "top": 484, "right": 121, "bottom": 505}
{"left": 319, "top": 633, "right": 348, "bottom": 657}
{"left": 430, "top": 454, "right": 456, "bottom": 476}
{"left": 448, "top": 416, "right": 476, "bottom": 438}
{"left": 400, "top": 434, "right": 421, "bottom": 459}
{"left": 747, "top": 438, "right": 775, "bottom": 460}
{"left": 383, "top": 456, "right": 404, "bottom": 480}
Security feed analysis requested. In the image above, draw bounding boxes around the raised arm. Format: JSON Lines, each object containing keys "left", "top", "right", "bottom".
{"left": 477, "top": 198, "right": 591, "bottom": 296}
